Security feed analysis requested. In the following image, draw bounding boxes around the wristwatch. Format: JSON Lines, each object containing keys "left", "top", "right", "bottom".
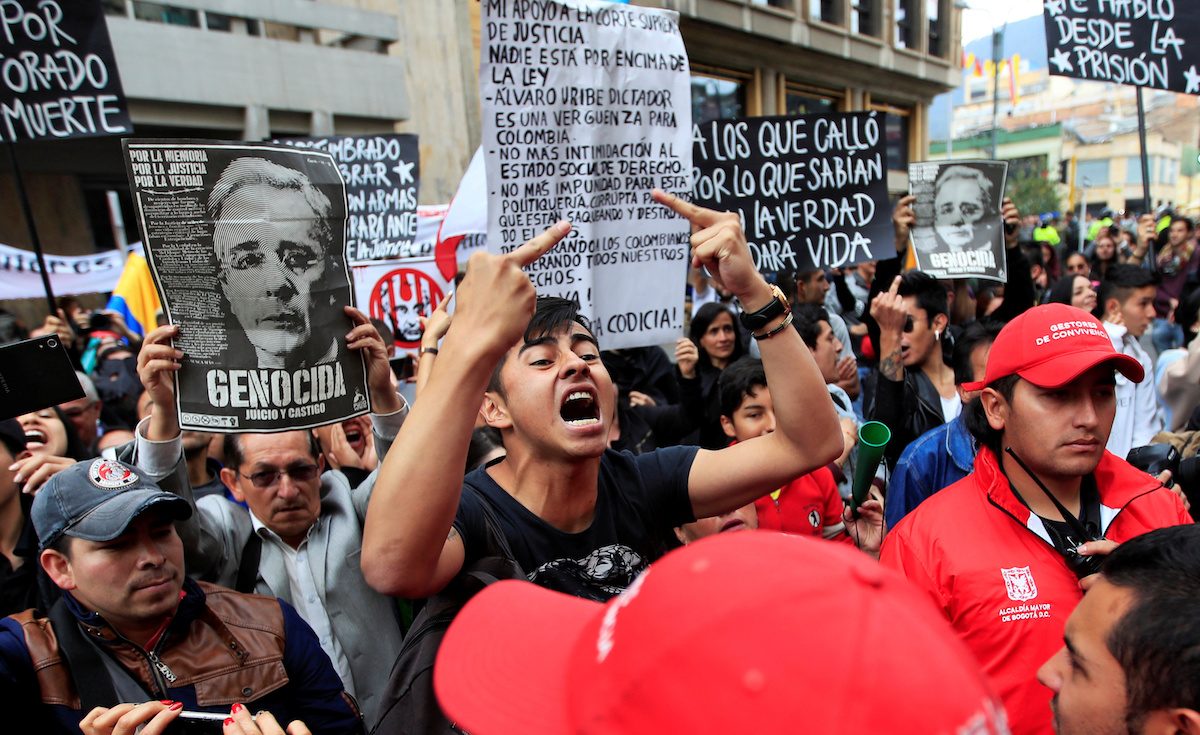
{"left": 739, "top": 284, "right": 790, "bottom": 333}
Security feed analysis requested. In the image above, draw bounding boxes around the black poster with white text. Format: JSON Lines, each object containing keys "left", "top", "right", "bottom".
{"left": 122, "top": 140, "right": 371, "bottom": 433}
{"left": 277, "top": 135, "right": 421, "bottom": 263}
{"left": 0, "top": 0, "right": 132, "bottom": 142}
{"left": 1042, "top": 0, "right": 1198, "bottom": 94}
{"left": 691, "top": 113, "right": 894, "bottom": 276}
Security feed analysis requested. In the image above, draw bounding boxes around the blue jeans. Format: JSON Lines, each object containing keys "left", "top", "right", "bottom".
{"left": 1152, "top": 317, "right": 1183, "bottom": 355}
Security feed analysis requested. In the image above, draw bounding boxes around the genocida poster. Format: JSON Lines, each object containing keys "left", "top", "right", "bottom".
{"left": 122, "top": 140, "right": 371, "bottom": 433}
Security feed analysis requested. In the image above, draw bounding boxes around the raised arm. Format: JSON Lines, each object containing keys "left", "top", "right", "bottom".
{"left": 414, "top": 293, "right": 453, "bottom": 399}
{"left": 361, "top": 222, "right": 572, "bottom": 598}
{"left": 650, "top": 190, "right": 842, "bottom": 518}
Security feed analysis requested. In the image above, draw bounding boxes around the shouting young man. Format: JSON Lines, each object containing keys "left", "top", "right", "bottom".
{"left": 362, "top": 191, "right": 842, "bottom": 602}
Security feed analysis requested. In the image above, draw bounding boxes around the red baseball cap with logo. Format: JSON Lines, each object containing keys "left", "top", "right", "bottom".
{"left": 961, "top": 303, "right": 1144, "bottom": 392}
{"left": 434, "top": 532, "right": 1010, "bottom": 735}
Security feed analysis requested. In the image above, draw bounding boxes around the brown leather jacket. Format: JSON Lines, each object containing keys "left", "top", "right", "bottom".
{"left": 2, "top": 579, "right": 362, "bottom": 734}
{"left": 13, "top": 581, "right": 289, "bottom": 708}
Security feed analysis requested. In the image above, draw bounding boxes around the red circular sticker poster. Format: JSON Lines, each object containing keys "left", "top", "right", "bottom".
{"left": 368, "top": 268, "right": 444, "bottom": 349}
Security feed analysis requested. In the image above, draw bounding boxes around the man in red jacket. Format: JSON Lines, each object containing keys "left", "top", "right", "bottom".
{"left": 881, "top": 303, "right": 1192, "bottom": 735}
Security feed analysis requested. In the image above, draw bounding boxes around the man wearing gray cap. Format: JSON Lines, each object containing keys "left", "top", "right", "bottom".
{"left": 0, "top": 457, "right": 362, "bottom": 734}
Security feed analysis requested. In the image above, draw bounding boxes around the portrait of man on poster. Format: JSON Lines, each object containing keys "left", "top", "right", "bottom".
{"left": 927, "top": 164, "right": 1002, "bottom": 254}
{"left": 209, "top": 156, "right": 349, "bottom": 370}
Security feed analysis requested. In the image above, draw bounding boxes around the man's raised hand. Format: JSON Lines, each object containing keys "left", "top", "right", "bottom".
{"left": 651, "top": 189, "right": 763, "bottom": 302}
{"left": 137, "top": 324, "right": 183, "bottom": 441}
{"left": 454, "top": 220, "right": 572, "bottom": 358}
{"left": 892, "top": 194, "right": 916, "bottom": 251}
{"left": 344, "top": 306, "right": 402, "bottom": 414}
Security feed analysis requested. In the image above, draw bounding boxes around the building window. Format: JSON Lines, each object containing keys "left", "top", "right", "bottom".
{"left": 1163, "top": 157, "right": 1178, "bottom": 185}
{"left": 691, "top": 67, "right": 751, "bottom": 125}
{"left": 871, "top": 103, "right": 910, "bottom": 171}
{"left": 785, "top": 82, "right": 840, "bottom": 115}
{"left": 895, "top": 0, "right": 914, "bottom": 48}
{"left": 812, "top": 0, "right": 842, "bottom": 24}
{"left": 1126, "top": 156, "right": 1146, "bottom": 186}
{"left": 853, "top": 0, "right": 879, "bottom": 37}
{"left": 927, "top": 0, "right": 945, "bottom": 56}
{"left": 1076, "top": 159, "right": 1110, "bottom": 187}
{"left": 750, "top": 0, "right": 792, "bottom": 8}
{"left": 206, "top": 12, "right": 233, "bottom": 31}
{"left": 131, "top": 2, "right": 199, "bottom": 27}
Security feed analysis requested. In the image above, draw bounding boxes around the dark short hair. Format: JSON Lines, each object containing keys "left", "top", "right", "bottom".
{"left": 1179, "top": 289, "right": 1200, "bottom": 348}
{"left": 951, "top": 320, "right": 1004, "bottom": 386}
{"left": 688, "top": 302, "right": 745, "bottom": 369}
{"left": 46, "top": 531, "right": 73, "bottom": 559}
{"left": 369, "top": 318, "right": 395, "bottom": 351}
{"left": 486, "top": 296, "right": 596, "bottom": 397}
{"left": 1021, "top": 242, "right": 1045, "bottom": 269}
{"left": 1102, "top": 525, "right": 1200, "bottom": 730}
{"left": 718, "top": 357, "right": 767, "bottom": 419}
{"left": 962, "top": 374, "right": 1020, "bottom": 455}
{"left": 1170, "top": 215, "right": 1195, "bottom": 233}
{"left": 466, "top": 426, "right": 504, "bottom": 473}
{"left": 1097, "top": 264, "right": 1159, "bottom": 312}
{"left": 897, "top": 270, "right": 948, "bottom": 321}
{"left": 224, "top": 431, "right": 322, "bottom": 472}
{"left": 790, "top": 304, "right": 829, "bottom": 350}
{"left": 794, "top": 269, "right": 825, "bottom": 302}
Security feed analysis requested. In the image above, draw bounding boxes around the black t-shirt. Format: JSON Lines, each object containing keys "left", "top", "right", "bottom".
{"left": 1039, "top": 476, "right": 1103, "bottom": 555}
{"left": 454, "top": 446, "right": 699, "bottom": 602}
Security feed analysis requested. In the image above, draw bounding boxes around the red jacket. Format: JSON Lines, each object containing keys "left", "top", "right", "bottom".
{"left": 881, "top": 447, "right": 1192, "bottom": 735}
{"left": 754, "top": 466, "right": 854, "bottom": 545}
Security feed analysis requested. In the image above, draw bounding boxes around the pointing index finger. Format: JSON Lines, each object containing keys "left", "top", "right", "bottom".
{"left": 651, "top": 188, "right": 719, "bottom": 230}
{"left": 508, "top": 221, "right": 572, "bottom": 268}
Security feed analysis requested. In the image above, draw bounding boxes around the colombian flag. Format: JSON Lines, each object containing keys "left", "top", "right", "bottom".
{"left": 105, "top": 252, "right": 160, "bottom": 337}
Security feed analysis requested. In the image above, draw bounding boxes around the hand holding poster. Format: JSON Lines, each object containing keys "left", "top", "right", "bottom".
{"left": 908, "top": 160, "right": 1009, "bottom": 281}
{"left": 481, "top": 0, "right": 692, "bottom": 350}
{"left": 278, "top": 135, "right": 421, "bottom": 262}
{"left": 122, "top": 141, "right": 370, "bottom": 433}
{"left": 1042, "top": 0, "right": 1197, "bottom": 94}
{"left": 691, "top": 113, "right": 894, "bottom": 276}
{"left": 352, "top": 257, "right": 453, "bottom": 351}
{"left": 0, "top": 0, "right": 132, "bottom": 142}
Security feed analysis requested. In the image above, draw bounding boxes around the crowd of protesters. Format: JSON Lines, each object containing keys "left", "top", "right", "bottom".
{"left": 0, "top": 187, "right": 1198, "bottom": 735}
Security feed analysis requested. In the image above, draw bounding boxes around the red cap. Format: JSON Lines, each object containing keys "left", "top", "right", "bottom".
{"left": 961, "top": 303, "right": 1143, "bottom": 392}
{"left": 435, "top": 532, "right": 1010, "bottom": 735}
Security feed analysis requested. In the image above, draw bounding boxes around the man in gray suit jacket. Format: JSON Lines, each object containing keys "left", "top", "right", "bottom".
{"left": 130, "top": 307, "right": 406, "bottom": 731}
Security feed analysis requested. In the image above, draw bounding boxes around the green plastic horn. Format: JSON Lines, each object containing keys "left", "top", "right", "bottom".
{"left": 851, "top": 421, "right": 891, "bottom": 513}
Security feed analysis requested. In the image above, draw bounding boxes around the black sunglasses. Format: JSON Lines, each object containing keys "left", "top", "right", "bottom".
{"left": 239, "top": 463, "right": 320, "bottom": 489}
{"left": 903, "top": 315, "right": 915, "bottom": 333}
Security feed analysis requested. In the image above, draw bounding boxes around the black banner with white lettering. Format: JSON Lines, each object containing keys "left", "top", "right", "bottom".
{"left": 1042, "top": 0, "right": 1198, "bottom": 94}
{"left": 691, "top": 113, "right": 894, "bottom": 277}
{"left": 0, "top": 0, "right": 132, "bottom": 142}
{"left": 277, "top": 135, "right": 421, "bottom": 263}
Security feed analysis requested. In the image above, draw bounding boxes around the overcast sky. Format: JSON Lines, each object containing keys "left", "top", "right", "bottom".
{"left": 961, "top": 0, "right": 1045, "bottom": 43}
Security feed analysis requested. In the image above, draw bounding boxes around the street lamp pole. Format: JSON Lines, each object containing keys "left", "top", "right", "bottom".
{"left": 990, "top": 23, "right": 1005, "bottom": 160}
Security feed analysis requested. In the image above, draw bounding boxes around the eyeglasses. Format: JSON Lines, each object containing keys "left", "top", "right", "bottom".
{"left": 238, "top": 464, "right": 320, "bottom": 489}
{"left": 903, "top": 315, "right": 915, "bottom": 333}
{"left": 60, "top": 402, "right": 96, "bottom": 418}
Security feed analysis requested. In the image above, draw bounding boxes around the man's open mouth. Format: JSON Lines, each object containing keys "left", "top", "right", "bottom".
{"left": 344, "top": 423, "right": 364, "bottom": 450}
{"left": 560, "top": 390, "right": 600, "bottom": 426}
